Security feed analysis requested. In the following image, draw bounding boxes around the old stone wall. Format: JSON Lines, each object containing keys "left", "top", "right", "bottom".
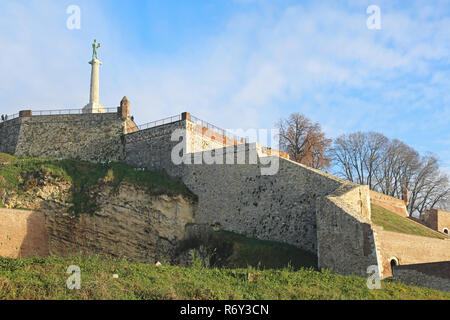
{"left": 0, "top": 118, "right": 21, "bottom": 155}
{"left": 124, "top": 121, "right": 187, "bottom": 177}
{"left": 124, "top": 121, "right": 378, "bottom": 274}
{"left": 0, "top": 208, "right": 50, "bottom": 258}
{"left": 316, "top": 185, "right": 378, "bottom": 277}
{"left": 372, "top": 226, "right": 450, "bottom": 278}
{"left": 13, "top": 113, "right": 126, "bottom": 162}
{"left": 420, "top": 209, "right": 439, "bottom": 230}
{"left": 124, "top": 119, "right": 242, "bottom": 177}
{"left": 438, "top": 209, "right": 450, "bottom": 234}
{"left": 393, "top": 262, "right": 450, "bottom": 292}
{"left": 186, "top": 120, "right": 242, "bottom": 154}
{"left": 370, "top": 190, "right": 408, "bottom": 217}
{"left": 421, "top": 209, "right": 450, "bottom": 234}
{"left": 180, "top": 144, "right": 347, "bottom": 254}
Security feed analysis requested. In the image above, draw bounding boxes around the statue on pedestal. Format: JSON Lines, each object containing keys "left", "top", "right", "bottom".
{"left": 92, "top": 39, "right": 101, "bottom": 60}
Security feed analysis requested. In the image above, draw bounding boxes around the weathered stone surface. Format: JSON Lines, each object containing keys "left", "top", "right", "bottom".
{"left": 316, "top": 184, "right": 378, "bottom": 277}
{"left": 125, "top": 121, "right": 186, "bottom": 177}
{"left": 0, "top": 118, "right": 21, "bottom": 155}
{"left": 420, "top": 208, "right": 450, "bottom": 235}
{"left": 6, "top": 113, "right": 126, "bottom": 162}
{"left": 393, "top": 268, "right": 450, "bottom": 292}
{"left": 0, "top": 209, "right": 49, "bottom": 258}
{"left": 0, "top": 174, "right": 196, "bottom": 262}
{"left": 44, "top": 182, "right": 195, "bottom": 262}
{"left": 179, "top": 145, "right": 346, "bottom": 254}
{"left": 372, "top": 226, "right": 450, "bottom": 278}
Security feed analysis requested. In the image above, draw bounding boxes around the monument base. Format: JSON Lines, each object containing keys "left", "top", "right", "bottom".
{"left": 82, "top": 102, "right": 106, "bottom": 114}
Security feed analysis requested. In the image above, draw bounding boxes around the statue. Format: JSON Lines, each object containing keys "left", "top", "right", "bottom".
{"left": 92, "top": 39, "right": 101, "bottom": 60}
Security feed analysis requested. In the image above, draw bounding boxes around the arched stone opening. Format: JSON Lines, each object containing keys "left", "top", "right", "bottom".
{"left": 389, "top": 257, "right": 399, "bottom": 276}
{"left": 444, "top": 228, "right": 449, "bottom": 235}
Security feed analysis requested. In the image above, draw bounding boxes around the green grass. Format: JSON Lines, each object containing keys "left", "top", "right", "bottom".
{"left": 184, "top": 230, "right": 318, "bottom": 270}
{"left": 371, "top": 204, "right": 446, "bottom": 239}
{"left": 0, "top": 153, "right": 195, "bottom": 215}
{"left": 0, "top": 255, "right": 448, "bottom": 300}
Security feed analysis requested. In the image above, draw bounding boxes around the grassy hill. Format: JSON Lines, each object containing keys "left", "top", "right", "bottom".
{"left": 0, "top": 255, "right": 449, "bottom": 300}
{"left": 0, "top": 153, "right": 194, "bottom": 214}
{"left": 371, "top": 204, "right": 446, "bottom": 239}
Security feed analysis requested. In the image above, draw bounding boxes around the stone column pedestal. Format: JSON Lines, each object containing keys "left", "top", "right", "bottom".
{"left": 83, "top": 59, "right": 106, "bottom": 114}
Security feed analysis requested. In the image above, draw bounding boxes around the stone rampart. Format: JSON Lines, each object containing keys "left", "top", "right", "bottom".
{"left": 316, "top": 184, "right": 378, "bottom": 276}
{"left": 370, "top": 190, "right": 408, "bottom": 217}
{"left": 1, "top": 112, "right": 128, "bottom": 162}
{"left": 372, "top": 226, "right": 450, "bottom": 278}
{"left": 0, "top": 118, "right": 21, "bottom": 155}
{"left": 393, "top": 262, "right": 450, "bottom": 292}
{"left": 180, "top": 144, "right": 361, "bottom": 258}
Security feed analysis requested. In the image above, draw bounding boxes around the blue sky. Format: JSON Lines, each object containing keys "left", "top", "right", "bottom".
{"left": 0, "top": 0, "right": 449, "bottom": 172}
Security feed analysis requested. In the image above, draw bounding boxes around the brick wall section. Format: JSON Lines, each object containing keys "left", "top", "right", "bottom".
{"left": 0, "top": 209, "right": 49, "bottom": 258}
{"left": 437, "top": 209, "right": 450, "bottom": 234}
{"left": 13, "top": 113, "right": 126, "bottom": 162}
{"left": 372, "top": 226, "right": 450, "bottom": 278}
{"left": 419, "top": 209, "right": 438, "bottom": 230}
{"left": 421, "top": 209, "right": 450, "bottom": 234}
{"left": 370, "top": 190, "right": 408, "bottom": 217}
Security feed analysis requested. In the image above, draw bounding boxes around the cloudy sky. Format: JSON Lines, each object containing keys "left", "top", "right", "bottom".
{"left": 1, "top": 0, "right": 449, "bottom": 172}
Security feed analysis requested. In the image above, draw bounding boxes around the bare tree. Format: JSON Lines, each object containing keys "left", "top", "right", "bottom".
{"left": 276, "top": 113, "right": 332, "bottom": 169}
{"left": 331, "top": 132, "right": 450, "bottom": 217}
{"left": 332, "top": 132, "right": 388, "bottom": 189}
{"left": 408, "top": 155, "right": 450, "bottom": 217}
{"left": 375, "top": 140, "right": 420, "bottom": 198}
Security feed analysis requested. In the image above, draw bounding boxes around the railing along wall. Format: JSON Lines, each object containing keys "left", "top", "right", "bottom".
{"left": 0, "top": 107, "right": 118, "bottom": 124}
{"left": 1, "top": 108, "right": 246, "bottom": 147}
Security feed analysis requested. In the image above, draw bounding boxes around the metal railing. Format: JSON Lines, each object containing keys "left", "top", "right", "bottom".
{"left": 137, "top": 115, "right": 182, "bottom": 131}
{"left": 32, "top": 107, "right": 117, "bottom": 116}
{"left": 1, "top": 113, "right": 19, "bottom": 121}
{"left": 1, "top": 108, "right": 243, "bottom": 146}
{"left": 0, "top": 107, "right": 118, "bottom": 124}
{"left": 190, "top": 114, "right": 242, "bottom": 142}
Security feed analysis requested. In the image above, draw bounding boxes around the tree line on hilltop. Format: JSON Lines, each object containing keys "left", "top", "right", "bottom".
{"left": 276, "top": 113, "right": 450, "bottom": 217}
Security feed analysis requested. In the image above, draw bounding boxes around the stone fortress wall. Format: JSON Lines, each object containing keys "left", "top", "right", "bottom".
{"left": 370, "top": 190, "right": 409, "bottom": 217}
{"left": 0, "top": 117, "right": 22, "bottom": 156}
{"left": 420, "top": 209, "right": 450, "bottom": 234}
{"left": 373, "top": 226, "right": 450, "bottom": 278}
{"left": 0, "top": 108, "right": 135, "bottom": 162}
{"left": 1, "top": 107, "right": 449, "bottom": 281}
{"left": 393, "top": 262, "right": 450, "bottom": 292}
